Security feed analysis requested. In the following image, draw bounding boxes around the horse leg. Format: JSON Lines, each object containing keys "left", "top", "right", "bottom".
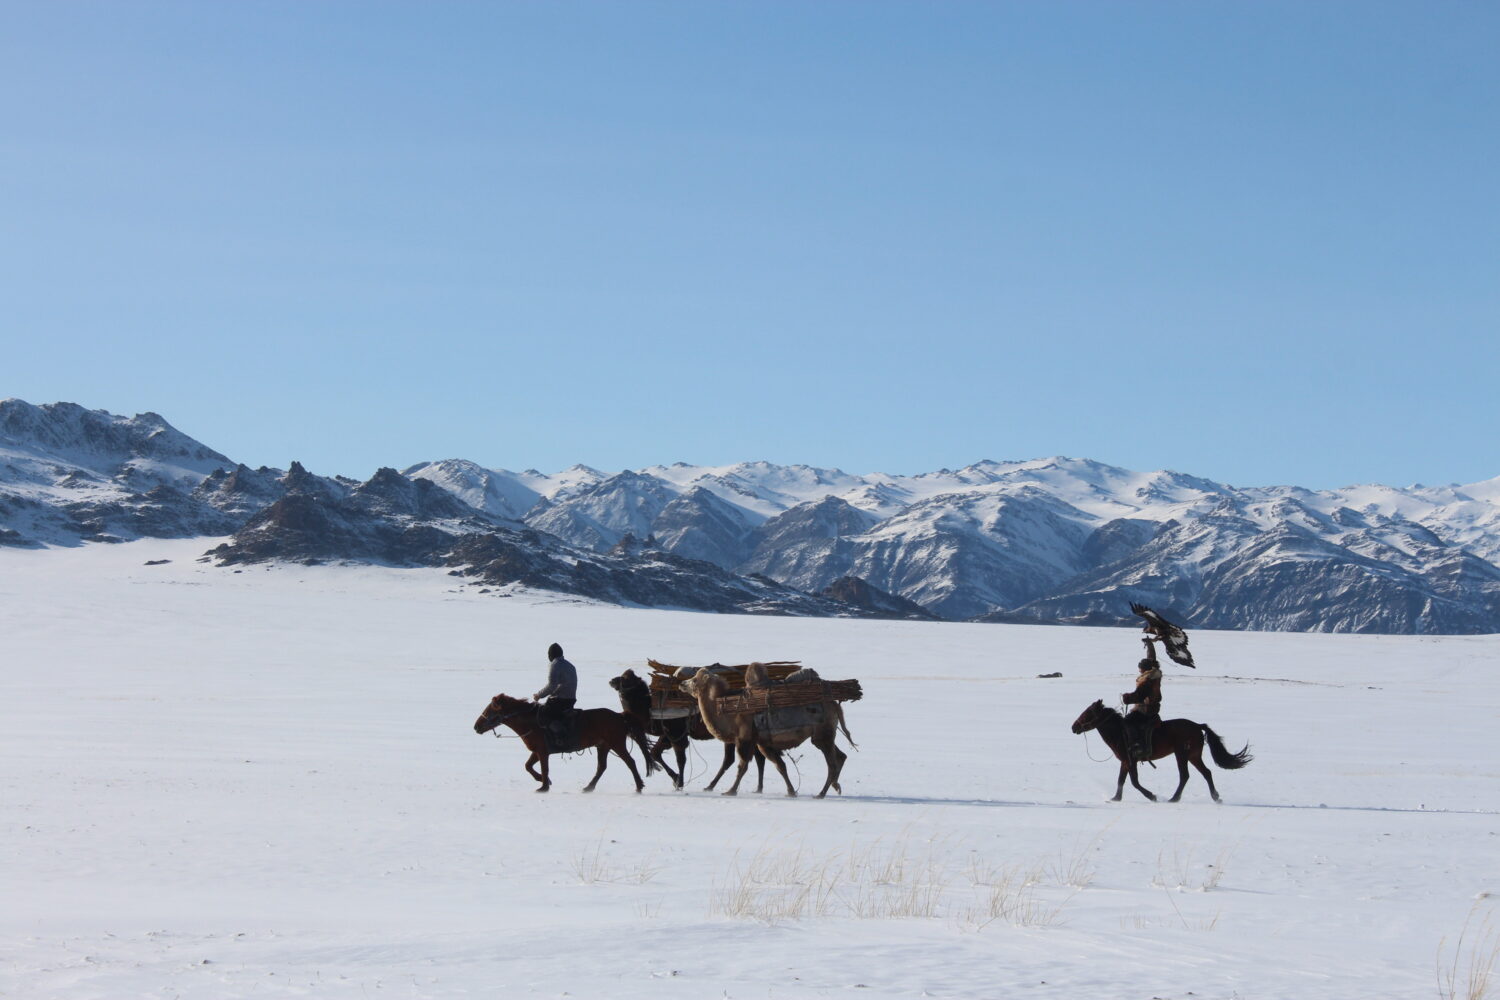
{"left": 1127, "top": 760, "right": 1158, "bottom": 802}
{"left": 524, "top": 751, "right": 544, "bottom": 785}
{"left": 583, "top": 747, "right": 608, "bottom": 792}
{"left": 1169, "top": 748, "right": 1190, "bottom": 802}
{"left": 1112, "top": 759, "right": 1128, "bottom": 801}
{"left": 1189, "top": 741, "right": 1221, "bottom": 802}
{"left": 536, "top": 752, "right": 551, "bottom": 793}
{"left": 614, "top": 737, "right": 646, "bottom": 793}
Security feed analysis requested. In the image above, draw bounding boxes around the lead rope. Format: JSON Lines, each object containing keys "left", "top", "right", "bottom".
{"left": 1083, "top": 729, "right": 1113, "bottom": 763}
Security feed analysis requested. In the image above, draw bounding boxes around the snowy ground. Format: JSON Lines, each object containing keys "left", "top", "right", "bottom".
{"left": 2, "top": 539, "right": 1497, "bottom": 999}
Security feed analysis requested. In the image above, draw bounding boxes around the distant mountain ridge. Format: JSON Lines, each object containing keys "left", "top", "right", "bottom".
{"left": 5, "top": 397, "right": 1499, "bottom": 634}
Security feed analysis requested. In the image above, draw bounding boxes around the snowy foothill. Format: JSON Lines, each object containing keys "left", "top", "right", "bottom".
{"left": 2, "top": 539, "right": 1497, "bottom": 999}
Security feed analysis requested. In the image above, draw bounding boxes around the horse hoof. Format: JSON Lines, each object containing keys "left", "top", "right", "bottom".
{"left": 721, "top": 790, "right": 738, "bottom": 797}
{"left": 535, "top": 787, "right": 549, "bottom": 793}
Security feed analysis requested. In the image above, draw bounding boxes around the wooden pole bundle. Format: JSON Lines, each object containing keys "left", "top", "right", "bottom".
{"left": 644, "top": 659, "right": 862, "bottom": 716}
{"left": 712, "top": 680, "right": 863, "bottom": 718}
{"left": 646, "top": 659, "right": 802, "bottom": 690}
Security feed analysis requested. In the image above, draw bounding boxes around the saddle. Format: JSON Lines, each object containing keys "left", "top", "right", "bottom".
{"left": 539, "top": 708, "right": 581, "bottom": 754}
{"left": 1125, "top": 713, "right": 1158, "bottom": 764}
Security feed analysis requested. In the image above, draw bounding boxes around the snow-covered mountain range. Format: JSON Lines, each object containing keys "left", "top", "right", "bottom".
{"left": 5, "top": 397, "right": 1500, "bottom": 633}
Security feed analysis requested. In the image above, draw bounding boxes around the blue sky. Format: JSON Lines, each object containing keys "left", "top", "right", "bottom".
{"left": 3, "top": 2, "right": 1496, "bottom": 489}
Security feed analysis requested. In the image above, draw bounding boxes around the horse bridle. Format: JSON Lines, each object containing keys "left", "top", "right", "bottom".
{"left": 484, "top": 703, "right": 537, "bottom": 738}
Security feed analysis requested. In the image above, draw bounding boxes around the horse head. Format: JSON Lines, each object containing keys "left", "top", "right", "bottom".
{"left": 1071, "top": 699, "right": 1108, "bottom": 735}
{"left": 474, "top": 693, "right": 531, "bottom": 735}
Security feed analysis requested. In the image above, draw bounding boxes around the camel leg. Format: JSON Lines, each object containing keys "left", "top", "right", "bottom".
{"left": 650, "top": 736, "right": 683, "bottom": 789}
{"left": 1127, "top": 760, "right": 1157, "bottom": 801}
{"left": 723, "top": 740, "right": 755, "bottom": 796}
{"left": 706, "top": 742, "right": 737, "bottom": 791}
{"left": 753, "top": 749, "right": 766, "bottom": 794}
{"left": 614, "top": 741, "right": 645, "bottom": 793}
{"left": 1169, "top": 749, "right": 1190, "bottom": 802}
{"left": 812, "top": 733, "right": 843, "bottom": 798}
{"left": 763, "top": 746, "right": 797, "bottom": 797}
{"left": 672, "top": 738, "right": 689, "bottom": 791}
{"left": 535, "top": 752, "right": 551, "bottom": 793}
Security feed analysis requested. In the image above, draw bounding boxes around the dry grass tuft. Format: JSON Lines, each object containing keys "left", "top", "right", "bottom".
{"left": 570, "top": 837, "right": 661, "bottom": 886}
{"left": 710, "top": 835, "right": 1076, "bottom": 926}
{"left": 1439, "top": 904, "right": 1499, "bottom": 1000}
{"left": 1152, "top": 840, "right": 1233, "bottom": 892}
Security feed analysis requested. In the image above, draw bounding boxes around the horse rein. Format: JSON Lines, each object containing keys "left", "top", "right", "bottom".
{"left": 1082, "top": 730, "right": 1113, "bottom": 763}
{"left": 485, "top": 705, "right": 536, "bottom": 738}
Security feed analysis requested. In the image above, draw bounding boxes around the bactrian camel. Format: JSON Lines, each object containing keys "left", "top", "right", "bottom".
{"left": 680, "top": 670, "right": 853, "bottom": 798}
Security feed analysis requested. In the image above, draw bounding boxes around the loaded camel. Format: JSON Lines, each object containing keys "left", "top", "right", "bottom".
{"left": 679, "top": 666, "right": 853, "bottom": 798}
{"left": 609, "top": 669, "right": 766, "bottom": 792}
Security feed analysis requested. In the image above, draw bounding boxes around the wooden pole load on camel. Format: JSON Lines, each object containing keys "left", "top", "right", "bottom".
{"left": 645, "top": 659, "right": 863, "bottom": 719}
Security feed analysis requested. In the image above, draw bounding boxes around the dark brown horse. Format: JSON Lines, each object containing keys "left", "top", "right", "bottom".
{"left": 1071, "top": 700, "right": 1252, "bottom": 803}
{"left": 473, "top": 693, "right": 655, "bottom": 793}
{"left": 608, "top": 669, "right": 766, "bottom": 792}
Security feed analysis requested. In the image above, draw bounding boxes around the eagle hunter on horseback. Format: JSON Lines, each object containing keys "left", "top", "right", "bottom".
{"left": 1071, "top": 604, "right": 1252, "bottom": 802}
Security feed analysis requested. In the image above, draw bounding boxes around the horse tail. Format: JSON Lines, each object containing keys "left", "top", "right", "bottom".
{"left": 623, "top": 712, "right": 658, "bottom": 775}
{"left": 1201, "top": 724, "right": 1253, "bottom": 770}
{"left": 834, "top": 703, "right": 858, "bottom": 751}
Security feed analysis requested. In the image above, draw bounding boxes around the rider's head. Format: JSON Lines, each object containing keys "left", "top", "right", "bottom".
{"left": 547, "top": 642, "right": 564, "bottom": 661}
{"left": 1137, "top": 658, "right": 1155, "bottom": 671}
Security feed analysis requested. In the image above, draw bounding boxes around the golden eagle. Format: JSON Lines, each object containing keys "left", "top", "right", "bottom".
{"left": 1130, "top": 602, "right": 1195, "bottom": 668}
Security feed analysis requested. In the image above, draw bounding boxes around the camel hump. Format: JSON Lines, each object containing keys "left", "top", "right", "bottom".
{"left": 745, "top": 662, "right": 770, "bottom": 688}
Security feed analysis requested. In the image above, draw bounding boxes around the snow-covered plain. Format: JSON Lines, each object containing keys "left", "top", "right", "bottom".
{"left": 2, "top": 539, "right": 1497, "bottom": 999}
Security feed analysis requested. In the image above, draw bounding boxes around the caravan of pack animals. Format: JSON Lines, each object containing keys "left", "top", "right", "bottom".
{"left": 471, "top": 603, "right": 1253, "bottom": 800}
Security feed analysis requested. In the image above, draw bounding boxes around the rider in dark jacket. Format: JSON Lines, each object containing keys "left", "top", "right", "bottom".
{"left": 535, "top": 642, "right": 578, "bottom": 740}
{"left": 1122, "top": 637, "right": 1163, "bottom": 760}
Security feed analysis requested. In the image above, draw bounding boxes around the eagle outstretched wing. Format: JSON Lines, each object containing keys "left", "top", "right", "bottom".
{"left": 1130, "top": 602, "right": 1196, "bottom": 668}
